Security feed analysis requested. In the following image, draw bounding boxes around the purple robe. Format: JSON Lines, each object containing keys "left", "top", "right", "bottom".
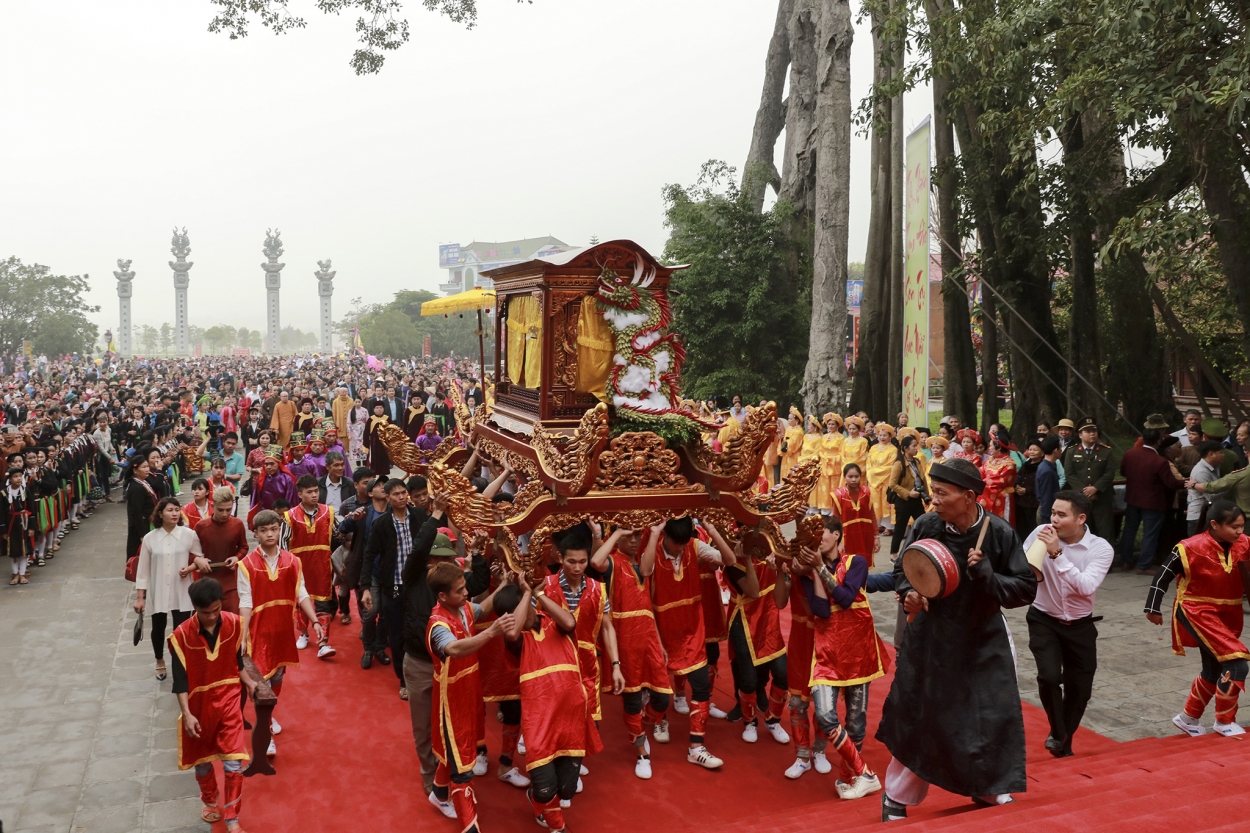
{"left": 289, "top": 454, "right": 326, "bottom": 480}
{"left": 251, "top": 471, "right": 297, "bottom": 512}
{"left": 416, "top": 432, "right": 443, "bottom": 452}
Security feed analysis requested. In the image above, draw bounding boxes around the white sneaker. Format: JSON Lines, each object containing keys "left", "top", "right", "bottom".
{"left": 317, "top": 643, "right": 336, "bottom": 659}
{"left": 270, "top": 718, "right": 282, "bottom": 735}
{"left": 765, "top": 720, "right": 791, "bottom": 744}
{"left": 266, "top": 738, "right": 277, "bottom": 756}
{"left": 1214, "top": 721, "right": 1246, "bottom": 736}
{"left": 1174, "top": 712, "right": 1206, "bottom": 736}
{"left": 560, "top": 797, "right": 571, "bottom": 809}
{"left": 473, "top": 752, "right": 489, "bottom": 776}
{"left": 635, "top": 756, "right": 653, "bottom": 779}
{"left": 499, "top": 766, "right": 530, "bottom": 788}
{"left": 813, "top": 751, "right": 832, "bottom": 774}
{"left": 674, "top": 695, "right": 690, "bottom": 715}
{"left": 742, "top": 721, "right": 758, "bottom": 743}
{"left": 579, "top": 763, "right": 589, "bottom": 776}
{"left": 709, "top": 703, "right": 729, "bottom": 719}
{"left": 517, "top": 734, "right": 527, "bottom": 754}
{"left": 427, "top": 791, "right": 456, "bottom": 819}
{"left": 576, "top": 777, "right": 583, "bottom": 794}
{"left": 839, "top": 772, "right": 882, "bottom": 800}
{"left": 785, "top": 758, "right": 812, "bottom": 779}
{"left": 653, "top": 720, "right": 671, "bottom": 744}
{"left": 296, "top": 634, "right": 309, "bottom": 650}
{"left": 687, "top": 745, "right": 724, "bottom": 769}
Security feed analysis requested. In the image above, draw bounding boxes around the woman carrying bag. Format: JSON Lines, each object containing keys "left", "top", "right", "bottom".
{"left": 134, "top": 497, "right": 209, "bottom": 681}
{"left": 125, "top": 457, "right": 159, "bottom": 567}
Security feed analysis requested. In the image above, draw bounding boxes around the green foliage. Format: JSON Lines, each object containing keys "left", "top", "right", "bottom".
{"left": 0, "top": 257, "right": 100, "bottom": 357}
{"left": 337, "top": 290, "right": 495, "bottom": 360}
{"left": 662, "top": 161, "right": 811, "bottom": 407}
{"left": 609, "top": 410, "right": 706, "bottom": 450}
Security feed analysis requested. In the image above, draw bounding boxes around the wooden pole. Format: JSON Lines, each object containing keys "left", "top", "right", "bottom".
{"left": 477, "top": 308, "right": 486, "bottom": 382}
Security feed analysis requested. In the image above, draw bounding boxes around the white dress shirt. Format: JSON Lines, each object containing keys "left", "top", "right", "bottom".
{"left": 135, "top": 526, "right": 204, "bottom": 614}
{"left": 1024, "top": 525, "right": 1114, "bottom": 621}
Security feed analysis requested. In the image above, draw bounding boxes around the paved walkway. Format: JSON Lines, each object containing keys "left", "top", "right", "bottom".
{"left": 0, "top": 502, "right": 1221, "bottom": 832}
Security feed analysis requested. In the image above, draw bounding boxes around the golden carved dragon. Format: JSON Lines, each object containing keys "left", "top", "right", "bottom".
{"left": 530, "top": 402, "right": 609, "bottom": 493}
{"left": 687, "top": 402, "right": 779, "bottom": 491}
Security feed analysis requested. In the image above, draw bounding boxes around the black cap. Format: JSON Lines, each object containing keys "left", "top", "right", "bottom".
{"left": 1077, "top": 416, "right": 1098, "bottom": 432}
{"left": 929, "top": 458, "right": 985, "bottom": 495}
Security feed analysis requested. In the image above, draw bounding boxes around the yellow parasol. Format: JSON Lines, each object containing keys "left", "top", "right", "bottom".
{"left": 420, "top": 288, "right": 496, "bottom": 374}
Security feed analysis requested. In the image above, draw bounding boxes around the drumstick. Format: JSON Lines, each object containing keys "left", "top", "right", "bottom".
{"left": 907, "top": 515, "right": 991, "bottom": 624}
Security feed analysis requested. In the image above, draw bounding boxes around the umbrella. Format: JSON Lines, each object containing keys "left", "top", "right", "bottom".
{"left": 421, "top": 288, "right": 495, "bottom": 377}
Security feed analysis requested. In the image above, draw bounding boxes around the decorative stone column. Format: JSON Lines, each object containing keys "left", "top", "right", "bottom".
{"left": 169, "top": 228, "right": 192, "bottom": 356}
{"left": 262, "top": 229, "right": 285, "bottom": 355}
{"left": 314, "top": 259, "right": 335, "bottom": 354}
{"left": 112, "top": 259, "right": 134, "bottom": 357}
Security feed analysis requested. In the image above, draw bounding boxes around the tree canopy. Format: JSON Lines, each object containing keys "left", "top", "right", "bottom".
{"left": 336, "top": 289, "right": 494, "bottom": 360}
{"left": 0, "top": 257, "right": 99, "bottom": 357}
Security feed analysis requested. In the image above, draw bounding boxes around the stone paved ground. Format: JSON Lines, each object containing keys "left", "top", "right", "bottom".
{"left": 0, "top": 502, "right": 1225, "bottom": 831}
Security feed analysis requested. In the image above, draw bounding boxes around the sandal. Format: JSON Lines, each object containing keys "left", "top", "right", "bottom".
{"left": 8, "top": 575, "right": 18, "bottom": 586}
{"left": 18, "top": 575, "right": 28, "bottom": 584}
{"left": 202, "top": 804, "right": 222, "bottom": 823}
{"left": 37, "top": 558, "right": 45, "bottom": 566}
{"left": 155, "top": 660, "right": 167, "bottom": 681}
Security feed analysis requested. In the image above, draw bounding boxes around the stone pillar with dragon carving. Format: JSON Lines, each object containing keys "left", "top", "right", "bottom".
{"left": 262, "top": 230, "right": 285, "bottom": 355}
{"left": 314, "top": 259, "right": 335, "bottom": 354}
{"left": 169, "top": 229, "right": 192, "bottom": 356}
{"left": 113, "top": 258, "right": 134, "bottom": 357}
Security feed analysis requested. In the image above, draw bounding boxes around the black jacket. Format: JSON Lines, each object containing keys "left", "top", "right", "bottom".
{"left": 396, "top": 509, "right": 490, "bottom": 660}
{"left": 318, "top": 474, "right": 354, "bottom": 509}
{"left": 361, "top": 506, "right": 433, "bottom": 595}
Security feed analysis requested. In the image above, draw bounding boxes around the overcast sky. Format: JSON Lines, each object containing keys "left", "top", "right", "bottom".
{"left": 0, "top": 0, "right": 931, "bottom": 337}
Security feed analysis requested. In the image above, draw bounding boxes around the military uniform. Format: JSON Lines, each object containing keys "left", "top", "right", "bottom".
{"left": 1062, "top": 440, "right": 1115, "bottom": 540}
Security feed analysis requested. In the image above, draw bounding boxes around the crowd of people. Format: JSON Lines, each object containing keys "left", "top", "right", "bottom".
{"left": 1, "top": 349, "right": 1248, "bottom": 831}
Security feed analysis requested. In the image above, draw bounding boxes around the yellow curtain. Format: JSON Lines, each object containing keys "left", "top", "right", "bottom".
{"left": 506, "top": 295, "right": 542, "bottom": 388}
{"left": 575, "top": 299, "right": 614, "bottom": 402}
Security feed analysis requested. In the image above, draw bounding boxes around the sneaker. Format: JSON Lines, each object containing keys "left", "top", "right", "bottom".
{"left": 266, "top": 738, "right": 277, "bottom": 757}
{"left": 579, "top": 763, "right": 588, "bottom": 776}
{"left": 296, "top": 634, "right": 309, "bottom": 650}
{"left": 499, "top": 766, "right": 531, "bottom": 788}
{"left": 473, "top": 752, "right": 490, "bottom": 776}
{"left": 840, "top": 772, "right": 882, "bottom": 800}
{"left": 674, "top": 695, "right": 690, "bottom": 715}
{"left": 399, "top": 687, "right": 409, "bottom": 701}
{"left": 785, "top": 758, "right": 812, "bottom": 779}
{"left": 653, "top": 720, "right": 671, "bottom": 744}
{"left": 709, "top": 703, "right": 729, "bottom": 719}
{"left": 765, "top": 719, "right": 791, "bottom": 744}
{"left": 635, "top": 756, "right": 653, "bottom": 779}
{"left": 687, "top": 745, "right": 724, "bottom": 769}
{"left": 1173, "top": 712, "right": 1205, "bottom": 736}
{"left": 742, "top": 721, "right": 758, "bottom": 743}
{"left": 813, "top": 751, "right": 832, "bottom": 774}
{"left": 270, "top": 718, "right": 282, "bottom": 735}
{"left": 517, "top": 734, "right": 527, "bottom": 755}
{"left": 1214, "top": 721, "right": 1246, "bottom": 736}
{"left": 576, "top": 776, "right": 583, "bottom": 794}
{"left": 317, "top": 643, "right": 336, "bottom": 659}
{"left": 882, "top": 793, "right": 908, "bottom": 821}
{"left": 427, "top": 791, "right": 456, "bottom": 819}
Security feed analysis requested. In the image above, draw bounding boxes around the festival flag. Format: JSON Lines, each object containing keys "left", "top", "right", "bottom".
{"left": 105, "top": 337, "right": 117, "bottom": 361}
{"left": 352, "top": 327, "right": 367, "bottom": 359}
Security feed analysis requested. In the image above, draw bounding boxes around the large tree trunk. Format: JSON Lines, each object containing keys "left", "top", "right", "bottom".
{"left": 743, "top": 0, "right": 795, "bottom": 213}
{"left": 1061, "top": 113, "right": 1105, "bottom": 421}
{"left": 1196, "top": 132, "right": 1250, "bottom": 361}
{"left": 847, "top": 4, "right": 894, "bottom": 417}
{"left": 885, "top": 0, "right": 906, "bottom": 420}
{"left": 778, "top": 1, "right": 819, "bottom": 219}
{"left": 801, "top": 0, "right": 854, "bottom": 413}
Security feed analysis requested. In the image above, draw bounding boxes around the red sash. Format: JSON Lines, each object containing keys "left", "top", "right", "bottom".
{"left": 428, "top": 603, "right": 485, "bottom": 772}
{"left": 810, "top": 554, "right": 890, "bottom": 686}
{"left": 519, "top": 614, "right": 603, "bottom": 770}
{"left": 605, "top": 551, "right": 671, "bottom": 694}
{"left": 168, "top": 612, "right": 248, "bottom": 769}
{"left": 238, "top": 547, "right": 301, "bottom": 679}
{"left": 727, "top": 556, "right": 787, "bottom": 665}
{"left": 650, "top": 540, "right": 707, "bottom": 675}
{"left": 1173, "top": 533, "right": 1250, "bottom": 661}
{"left": 544, "top": 573, "right": 606, "bottom": 720}
{"left": 286, "top": 504, "right": 334, "bottom": 602}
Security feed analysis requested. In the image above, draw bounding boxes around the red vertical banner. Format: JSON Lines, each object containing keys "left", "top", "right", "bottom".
{"left": 853, "top": 315, "right": 860, "bottom": 366}
{"left": 423, "top": 334, "right": 431, "bottom": 358}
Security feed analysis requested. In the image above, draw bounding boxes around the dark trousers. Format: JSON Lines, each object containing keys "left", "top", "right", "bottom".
{"left": 890, "top": 497, "right": 926, "bottom": 555}
{"left": 377, "top": 592, "right": 406, "bottom": 686}
{"left": 353, "top": 587, "right": 382, "bottom": 653}
{"left": 150, "top": 610, "right": 191, "bottom": 660}
{"left": 1177, "top": 608, "right": 1250, "bottom": 686}
{"left": 1026, "top": 606, "right": 1097, "bottom": 754}
{"left": 1118, "top": 504, "right": 1165, "bottom": 570}
{"left": 728, "top": 617, "right": 787, "bottom": 718}
{"left": 622, "top": 689, "right": 671, "bottom": 716}
{"left": 529, "top": 755, "right": 581, "bottom": 803}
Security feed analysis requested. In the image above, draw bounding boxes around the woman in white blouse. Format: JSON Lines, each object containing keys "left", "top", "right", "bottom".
{"left": 134, "top": 497, "right": 211, "bottom": 680}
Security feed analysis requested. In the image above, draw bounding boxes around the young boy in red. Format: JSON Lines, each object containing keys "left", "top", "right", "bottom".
{"left": 171, "top": 577, "right": 257, "bottom": 832}
{"left": 238, "top": 509, "right": 323, "bottom": 757}
{"left": 284, "top": 474, "right": 337, "bottom": 659}
{"left": 724, "top": 530, "right": 790, "bottom": 745}
{"left": 426, "top": 561, "right": 512, "bottom": 831}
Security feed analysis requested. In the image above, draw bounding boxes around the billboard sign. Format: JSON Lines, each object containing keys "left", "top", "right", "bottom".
{"left": 439, "top": 244, "right": 461, "bottom": 268}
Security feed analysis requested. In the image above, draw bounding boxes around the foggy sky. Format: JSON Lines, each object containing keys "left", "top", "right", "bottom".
{"left": 0, "top": 0, "right": 931, "bottom": 339}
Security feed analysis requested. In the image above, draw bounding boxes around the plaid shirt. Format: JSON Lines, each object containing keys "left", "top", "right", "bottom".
{"left": 394, "top": 512, "right": 413, "bottom": 586}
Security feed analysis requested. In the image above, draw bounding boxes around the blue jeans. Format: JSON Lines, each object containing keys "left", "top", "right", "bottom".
{"left": 812, "top": 682, "right": 869, "bottom": 747}
{"left": 1117, "top": 505, "right": 1165, "bottom": 570}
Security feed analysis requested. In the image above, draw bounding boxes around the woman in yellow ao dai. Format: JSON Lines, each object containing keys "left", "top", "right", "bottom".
{"left": 780, "top": 407, "right": 806, "bottom": 478}
{"left": 812, "top": 413, "right": 844, "bottom": 510}
{"left": 865, "top": 422, "right": 899, "bottom": 530}
{"left": 840, "top": 416, "right": 870, "bottom": 472}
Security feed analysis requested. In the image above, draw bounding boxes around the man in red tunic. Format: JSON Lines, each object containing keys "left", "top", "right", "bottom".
{"left": 171, "top": 577, "right": 257, "bottom": 832}
{"left": 284, "top": 474, "right": 337, "bottom": 659}
{"left": 833, "top": 463, "right": 877, "bottom": 567}
{"left": 592, "top": 526, "right": 673, "bottom": 779}
{"left": 725, "top": 530, "right": 790, "bottom": 746}
{"left": 641, "top": 516, "right": 737, "bottom": 770}
{"left": 1145, "top": 500, "right": 1250, "bottom": 736}
{"left": 796, "top": 513, "right": 889, "bottom": 801}
{"left": 493, "top": 573, "right": 604, "bottom": 833}
{"left": 238, "top": 509, "right": 323, "bottom": 757}
{"left": 425, "top": 561, "right": 513, "bottom": 831}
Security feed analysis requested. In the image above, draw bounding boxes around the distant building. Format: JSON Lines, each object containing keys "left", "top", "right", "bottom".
{"left": 438, "top": 236, "right": 573, "bottom": 294}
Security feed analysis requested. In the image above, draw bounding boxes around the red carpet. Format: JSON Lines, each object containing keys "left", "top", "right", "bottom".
{"left": 207, "top": 617, "right": 1250, "bottom": 832}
